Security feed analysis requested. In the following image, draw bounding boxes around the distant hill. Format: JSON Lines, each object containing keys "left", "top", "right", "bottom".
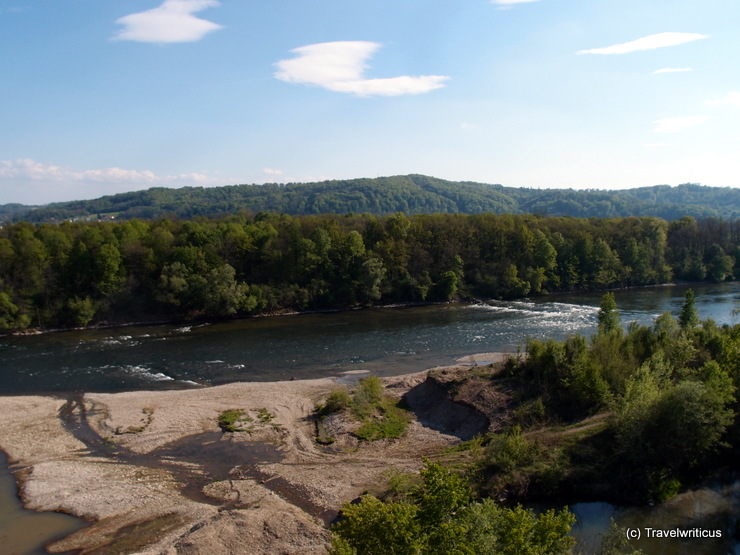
{"left": 3, "top": 175, "right": 739, "bottom": 222}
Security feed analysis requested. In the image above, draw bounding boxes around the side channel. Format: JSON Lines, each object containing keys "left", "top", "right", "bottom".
{"left": 0, "top": 450, "right": 88, "bottom": 555}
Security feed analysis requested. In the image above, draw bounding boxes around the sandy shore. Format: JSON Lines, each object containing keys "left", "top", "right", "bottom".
{"left": 0, "top": 353, "right": 509, "bottom": 554}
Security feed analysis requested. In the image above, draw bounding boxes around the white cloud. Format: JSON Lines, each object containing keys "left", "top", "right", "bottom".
{"left": 577, "top": 32, "right": 708, "bottom": 55}
{"left": 0, "top": 158, "right": 227, "bottom": 185}
{"left": 112, "top": 0, "right": 223, "bottom": 44}
{"left": 0, "top": 159, "right": 229, "bottom": 203}
{"left": 653, "top": 116, "right": 710, "bottom": 133}
{"left": 705, "top": 92, "right": 740, "bottom": 107}
{"left": 274, "top": 41, "right": 449, "bottom": 97}
{"left": 491, "top": 0, "right": 540, "bottom": 5}
{"left": 653, "top": 67, "right": 693, "bottom": 74}
{"left": 262, "top": 168, "right": 284, "bottom": 176}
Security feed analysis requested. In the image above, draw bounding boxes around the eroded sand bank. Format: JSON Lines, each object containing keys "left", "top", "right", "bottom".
{"left": 0, "top": 353, "right": 509, "bottom": 554}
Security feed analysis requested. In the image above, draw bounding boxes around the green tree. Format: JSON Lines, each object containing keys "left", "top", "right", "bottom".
{"left": 0, "top": 291, "right": 31, "bottom": 330}
{"left": 678, "top": 289, "right": 699, "bottom": 329}
{"left": 645, "top": 378, "right": 734, "bottom": 473}
{"left": 331, "top": 461, "right": 575, "bottom": 554}
{"left": 359, "top": 256, "right": 386, "bottom": 302}
{"left": 412, "top": 462, "right": 472, "bottom": 529}
{"left": 434, "top": 270, "right": 459, "bottom": 301}
{"left": 200, "top": 264, "right": 243, "bottom": 316}
{"left": 502, "top": 264, "right": 531, "bottom": 298}
{"left": 330, "top": 496, "right": 423, "bottom": 555}
{"left": 706, "top": 244, "right": 734, "bottom": 282}
{"left": 64, "top": 296, "right": 96, "bottom": 327}
{"left": 460, "top": 500, "right": 575, "bottom": 555}
{"left": 597, "top": 292, "right": 621, "bottom": 335}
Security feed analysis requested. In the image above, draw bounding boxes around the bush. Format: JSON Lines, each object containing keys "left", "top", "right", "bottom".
{"left": 320, "top": 387, "right": 351, "bottom": 416}
{"left": 486, "top": 426, "right": 536, "bottom": 475}
{"left": 352, "top": 376, "right": 384, "bottom": 419}
{"left": 330, "top": 461, "right": 575, "bottom": 555}
{"left": 218, "top": 408, "right": 248, "bottom": 432}
{"left": 354, "top": 401, "right": 411, "bottom": 441}
{"left": 316, "top": 377, "right": 411, "bottom": 442}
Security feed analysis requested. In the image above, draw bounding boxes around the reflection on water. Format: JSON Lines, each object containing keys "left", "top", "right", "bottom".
{"left": 571, "top": 476, "right": 740, "bottom": 554}
{"left": 1, "top": 283, "right": 737, "bottom": 395}
{"left": 0, "top": 451, "right": 87, "bottom": 555}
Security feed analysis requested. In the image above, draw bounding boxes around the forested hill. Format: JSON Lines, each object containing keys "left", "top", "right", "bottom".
{"left": 4, "top": 175, "right": 740, "bottom": 222}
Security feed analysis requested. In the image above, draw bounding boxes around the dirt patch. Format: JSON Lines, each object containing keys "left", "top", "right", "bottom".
{"left": 403, "top": 378, "right": 489, "bottom": 440}
{"left": 432, "top": 364, "right": 516, "bottom": 430}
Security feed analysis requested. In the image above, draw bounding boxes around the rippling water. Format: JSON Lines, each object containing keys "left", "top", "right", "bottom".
{"left": 1, "top": 283, "right": 738, "bottom": 394}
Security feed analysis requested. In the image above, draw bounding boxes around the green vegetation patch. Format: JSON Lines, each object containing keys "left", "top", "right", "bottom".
{"left": 330, "top": 461, "right": 575, "bottom": 555}
{"left": 486, "top": 291, "right": 739, "bottom": 503}
{"left": 217, "top": 407, "right": 282, "bottom": 434}
{"left": 218, "top": 408, "right": 252, "bottom": 433}
{"left": 316, "top": 376, "right": 411, "bottom": 442}
{"left": 256, "top": 407, "right": 275, "bottom": 423}
{"left": 353, "top": 399, "right": 411, "bottom": 441}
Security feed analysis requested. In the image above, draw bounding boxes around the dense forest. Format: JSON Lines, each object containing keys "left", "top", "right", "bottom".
{"left": 1, "top": 211, "right": 738, "bottom": 332}
{"left": 4, "top": 175, "right": 740, "bottom": 223}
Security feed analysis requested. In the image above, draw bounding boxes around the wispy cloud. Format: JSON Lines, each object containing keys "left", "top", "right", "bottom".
{"left": 653, "top": 116, "right": 710, "bottom": 133}
{"left": 112, "top": 0, "right": 223, "bottom": 44}
{"left": 274, "top": 41, "right": 449, "bottom": 97}
{"left": 705, "top": 92, "right": 740, "bottom": 107}
{"left": 653, "top": 67, "right": 693, "bottom": 74}
{"left": 490, "top": 0, "right": 540, "bottom": 7}
{"left": 0, "top": 159, "right": 226, "bottom": 188}
{"left": 262, "top": 168, "right": 284, "bottom": 176}
{"left": 577, "top": 32, "right": 708, "bottom": 55}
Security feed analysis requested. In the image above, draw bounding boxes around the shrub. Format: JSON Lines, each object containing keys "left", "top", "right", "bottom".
{"left": 218, "top": 408, "right": 248, "bottom": 432}
{"left": 257, "top": 407, "right": 275, "bottom": 422}
{"left": 486, "top": 426, "right": 536, "bottom": 475}
{"left": 330, "top": 461, "right": 575, "bottom": 555}
{"left": 320, "top": 387, "right": 351, "bottom": 416}
{"left": 352, "top": 376, "right": 384, "bottom": 419}
{"left": 316, "top": 376, "right": 411, "bottom": 442}
{"left": 354, "top": 401, "right": 411, "bottom": 441}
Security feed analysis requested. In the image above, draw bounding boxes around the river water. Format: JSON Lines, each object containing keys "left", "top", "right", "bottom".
{"left": 0, "top": 451, "right": 86, "bottom": 555}
{"left": 2, "top": 283, "right": 738, "bottom": 395}
{"left": 1, "top": 282, "right": 739, "bottom": 553}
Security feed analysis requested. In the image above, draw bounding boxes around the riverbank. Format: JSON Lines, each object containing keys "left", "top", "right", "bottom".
{"left": 5, "top": 279, "right": 712, "bottom": 340}
{"left": 0, "top": 353, "right": 510, "bottom": 554}
{"left": 2, "top": 298, "right": 470, "bottom": 338}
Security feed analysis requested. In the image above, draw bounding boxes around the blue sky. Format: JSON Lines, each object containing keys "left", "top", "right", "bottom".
{"left": 1, "top": 0, "right": 739, "bottom": 204}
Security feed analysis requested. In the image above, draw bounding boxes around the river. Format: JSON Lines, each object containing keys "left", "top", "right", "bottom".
{"left": 0, "top": 282, "right": 738, "bottom": 554}
{"left": 1, "top": 283, "right": 738, "bottom": 395}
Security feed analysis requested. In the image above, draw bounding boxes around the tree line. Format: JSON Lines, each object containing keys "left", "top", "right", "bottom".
{"left": 6, "top": 175, "right": 740, "bottom": 223}
{"left": 0, "top": 212, "right": 738, "bottom": 331}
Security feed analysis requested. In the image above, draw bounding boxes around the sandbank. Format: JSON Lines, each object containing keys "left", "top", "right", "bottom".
{"left": 0, "top": 357, "right": 502, "bottom": 554}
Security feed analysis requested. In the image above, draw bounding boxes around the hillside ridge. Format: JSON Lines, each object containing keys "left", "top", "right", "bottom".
{"left": 3, "top": 174, "right": 739, "bottom": 222}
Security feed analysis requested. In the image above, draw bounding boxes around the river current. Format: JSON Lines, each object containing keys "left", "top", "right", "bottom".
{"left": 2, "top": 283, "right": 738, "bottom": 395}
